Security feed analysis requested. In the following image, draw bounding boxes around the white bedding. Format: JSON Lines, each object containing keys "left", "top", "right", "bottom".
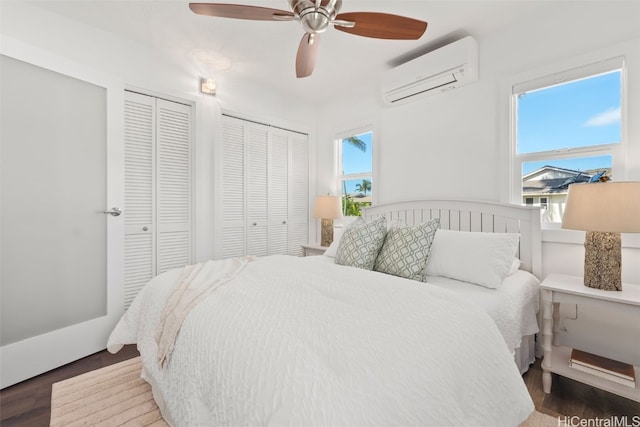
{"left": 108, "top": 255, "right": 534, "bottom": 426}
{"left": 315, "top": 255, "right": 540, "bottom": 358}
{"left": 425, "top": 270, "right": 540, "bottom": 356}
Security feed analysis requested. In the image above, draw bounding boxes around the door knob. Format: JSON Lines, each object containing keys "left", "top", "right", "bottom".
{"left": 103, "top": 207, "right": 122, "bottom": 217}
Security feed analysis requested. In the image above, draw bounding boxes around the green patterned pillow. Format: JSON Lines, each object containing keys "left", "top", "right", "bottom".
{"left": 335, "top": 216, "right": 387, "bottom": 270}
{"left": 374, "top": 218, "right": 440, "bottom": 280}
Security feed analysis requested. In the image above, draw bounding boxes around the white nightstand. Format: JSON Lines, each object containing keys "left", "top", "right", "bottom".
{"left": 541, "top": 273, "right": 640, "bottom": 402}
{"left": 300, "top": 244, "right": 327, "bottom": 257}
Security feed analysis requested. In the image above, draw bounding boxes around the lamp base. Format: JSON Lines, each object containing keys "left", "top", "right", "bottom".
{"left": 584, "top": 231, "right": 622, "bottom": 291}
{"left": 320, "top": 218, "right": 334, "bottom": 247}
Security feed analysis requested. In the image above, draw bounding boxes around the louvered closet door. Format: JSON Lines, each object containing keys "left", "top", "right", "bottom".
{"left": 156, "top": 99, "right": 192, "bottom": 274}
{"left": 246, "top": 122, "right": 269, "bottom": 257}
{"left": 124, "top": 92, "right": 155, "bottom": 308}
{"left": 269, "top": 129, "right": 289, "bottom": 255}
{"left": 289, "top": 132, "right": 309, "bottom": 256}
{"left": 124, "top": 92, "right": 192, "bottom": 308}
{"left": 221, "top": 116, "right": 246, "bottom": 258}
{"left": 218, "top": 115, "right": 309, "bottom": 259}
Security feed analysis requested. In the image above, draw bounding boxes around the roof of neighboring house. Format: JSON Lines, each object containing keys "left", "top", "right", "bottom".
{"left": 347, "top": 193, "right": 372, "bottom": 204}
{"left": 522, "top": 165, "right": 609, "bottom": 195}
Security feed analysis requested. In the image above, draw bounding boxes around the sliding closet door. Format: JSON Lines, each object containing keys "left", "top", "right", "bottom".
{"left": 123, "top": 92, "right": 192, "bottom": 308}
{"left": 0, "top": 54, "right": 124, "bottom": 388}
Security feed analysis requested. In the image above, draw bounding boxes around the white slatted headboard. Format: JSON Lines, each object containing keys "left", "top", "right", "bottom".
{"left": 363, "top": 200, "right": 542, "bottom": 278}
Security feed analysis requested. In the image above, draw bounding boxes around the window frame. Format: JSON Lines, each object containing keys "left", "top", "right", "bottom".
{"left": 508, "top": 56, "right": 627, "bottom": 226}
{"left": 540, "top": 197, "right": 548, "bottom": 211}
{"left": 335, "top": 125, "right": 375, "bottom": 216}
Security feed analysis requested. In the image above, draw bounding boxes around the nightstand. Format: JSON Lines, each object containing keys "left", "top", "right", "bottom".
{"left": 541, "top": 273, "right": 640, "bottom": 402}
{"left": 300, "top": 244, "right": 327, "bottom": 257}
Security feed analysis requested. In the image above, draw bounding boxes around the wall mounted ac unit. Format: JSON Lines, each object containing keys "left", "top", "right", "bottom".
{"left": 381, "top": 36, "right": 478, "bottom": 105}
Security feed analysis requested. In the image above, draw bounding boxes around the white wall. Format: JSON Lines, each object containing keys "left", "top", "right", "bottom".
{"left": 8, "top": 1, "right": 635, "bottom": 280}
{"left": 0, "top": 1, "right": 318, "bottom": 262}
{"left": 316, "top": 1, "right": 640, "bottom": 284}
{"left": 0, "top": 3, "right": 320, "bottom": 380}
{"left": 3, "top": 1, "right": 639, "bottom": 356}
{"left": 315, "top": 1, "right": 640, "bottom": 361}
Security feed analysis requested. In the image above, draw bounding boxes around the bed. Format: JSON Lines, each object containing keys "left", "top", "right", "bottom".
{"left": 361, "top": 200, "right": 542, "bottom": 374}
{"left": 108, "top": 200, "right": 541, "bottom": 427}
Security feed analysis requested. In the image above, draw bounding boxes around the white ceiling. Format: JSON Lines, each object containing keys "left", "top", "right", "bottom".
{"left": 30, "top": 0, "right": 548, "bottom": 104}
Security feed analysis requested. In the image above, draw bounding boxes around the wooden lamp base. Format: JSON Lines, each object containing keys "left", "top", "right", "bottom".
{"left": 320, "top": 218, "right": 334, "bottom": 247}
{"left": 584, "top": 231, "right": 622, "bottom": 291}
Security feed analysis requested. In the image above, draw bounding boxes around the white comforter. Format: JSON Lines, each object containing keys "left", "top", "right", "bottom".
{"left": 108, "top": 255, "right": 534, "bottom": 426}
{"left": 426, "top": 270, "right": 541, "bottom": 355}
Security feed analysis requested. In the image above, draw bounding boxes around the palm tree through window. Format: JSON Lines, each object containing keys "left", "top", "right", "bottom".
{"left": 338, "top": 131, "right": 373, "bottom": 216}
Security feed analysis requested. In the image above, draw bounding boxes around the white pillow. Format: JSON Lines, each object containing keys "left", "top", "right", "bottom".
{"left": 323, "top": 224, "right": 347, "bottom": 258}
{"left": 424, "top": 230, "right": 520, "bottom": 288}
{"left": 507, "top": 258, "right": 521, "bottom": 276}
{"left": 323, "top": 236, "right": 340, "bottom": 258}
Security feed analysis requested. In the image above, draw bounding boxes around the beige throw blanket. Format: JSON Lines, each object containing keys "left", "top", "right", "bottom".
{"left": 155, "top": 256, "right": 255, "bottom": 368}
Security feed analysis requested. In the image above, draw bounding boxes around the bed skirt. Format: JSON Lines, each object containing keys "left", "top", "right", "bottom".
{"left": 515, "top": 334, "right": 536, "bottom": 374}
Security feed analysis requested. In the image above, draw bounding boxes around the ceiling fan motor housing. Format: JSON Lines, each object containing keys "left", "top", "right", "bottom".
{"left": 289, "top": 0, "right": 342, "bottom": 33}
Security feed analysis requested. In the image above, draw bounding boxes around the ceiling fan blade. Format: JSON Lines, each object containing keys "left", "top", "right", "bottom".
{"left": 189, "top": 3, "right": 294, "bottom": 21}
{"left": 333, "top": 12, "right": 427, "bottom": 39}
{"left": 296, "top": 33, "right": 320, "bottom": 78}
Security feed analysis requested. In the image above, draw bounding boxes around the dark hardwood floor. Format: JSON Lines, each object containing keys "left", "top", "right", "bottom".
{"left": 524, "top": 358, "right": 640, "bottom": 419}
{"left": 0, "top": 345, "right": 139, "bottom": 426}
{"left": 1, "top": 351, "right": 638, "bottom": 426}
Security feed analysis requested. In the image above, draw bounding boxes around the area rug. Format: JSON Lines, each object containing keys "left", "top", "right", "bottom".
{"left": 51, "top": 356, "right": 557, "bottom": 426}
{"left": 50, "top": 356, "right": 167, "bottom": 426}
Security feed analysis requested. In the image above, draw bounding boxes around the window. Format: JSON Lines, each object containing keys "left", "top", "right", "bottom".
{"left": 540, "top": 197, "right": 548, "bottom": 211}
{"left": 512, "top": 57, "right": 623, "bottom": 224}
{"left": 337, "top": 129, "right": 373, "bottom": 216}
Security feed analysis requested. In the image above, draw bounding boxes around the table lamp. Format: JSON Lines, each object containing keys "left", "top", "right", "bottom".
{"left": 561, "top": 181, "right": 640, "bottom": 291}
{"left": 313, "top": 195, "right": 343, "bottom": 247}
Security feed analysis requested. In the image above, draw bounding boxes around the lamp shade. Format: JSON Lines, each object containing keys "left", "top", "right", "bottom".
{"left": 561, "top": 182, "right": 640, "bottom": 233}
{"left": 313, "top": 195, "right": 343, "bottom": 219}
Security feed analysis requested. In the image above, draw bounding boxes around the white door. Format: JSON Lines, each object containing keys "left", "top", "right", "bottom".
{"left": 218, "top": 115, "right": 309, "bottom": 259}
{"left": 288, "top": 132, "right": 310, "bottom": 257}
{"left": 155, "top": 98, "right": 193, "bottom": 273}
{"left": 220, "top": 116, "right": 246, "bottom": 258}
{"left": 246, "top": 122, "right": 269, "bottom": 257}
{"left": 123, "top": 92, "right": 192, "bottom": 308}
{"left": 269, "top": 128, "right": 290, "bottom": 255}
{"left": 0, "top": 53, "right": 124, "bottom": 388}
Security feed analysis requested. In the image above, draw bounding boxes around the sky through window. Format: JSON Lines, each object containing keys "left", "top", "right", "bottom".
{"left": 518, "top": 70, "right": 621, "bottom": 176}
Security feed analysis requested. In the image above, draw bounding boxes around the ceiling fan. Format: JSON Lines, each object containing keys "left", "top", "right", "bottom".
{"left": 189, "top": 1, "right": 428, "bottom": 78}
